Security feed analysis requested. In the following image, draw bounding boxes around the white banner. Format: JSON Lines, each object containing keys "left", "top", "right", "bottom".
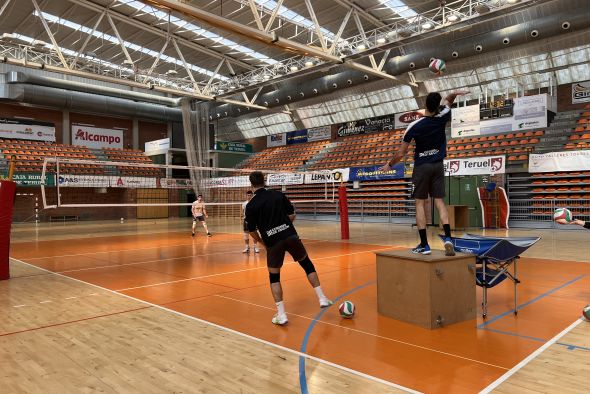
{"left": 572, "top": 81, "right": 590, "bottom": 104}
{"left": 529, "top": 150, "right": 590, "bottom": 173}
{"left": 444, "top": 155, "right": 506, "bottom": 176}
{"left": 267, "top": 133, "right": 286, "bottom": 147}
{"left": 110, "top": 176, "right": 158, "bottom": 188}
{"left": 145, "top": 138, "right": 170, "bottom": 153}
{"left": 159, "top": 178, "right": 193, "bottom": 189}
{"left": 267, "top": 173, "right": 304, "bottom": 186}
{"left": 512, "top": 94, "right": 547, "bottom": 130}
{"left": 480, "top": 117, "right": 514, "bottom": 135}
{"left": 0, "top": 121, "right": 56, "bottom": 142}
{"left": 306, "top": 126, "right": 331, "bottom": 142}
{"left": 202, "top": 176, "right": 250, "bottom": 188}
{"left": 451, "top": 105, "right": 481, "bottom": 138}
{"left": 304, "top": 168, "right": 349, "bottom": 184}
{"left": 72, "top": 125, "right": 124, "bottom": 149}
{"left": 58, "top": 174, "right": 110, "bottom": 187}
{"left": 394, "top": 110, "right": 424, "bottom": 129}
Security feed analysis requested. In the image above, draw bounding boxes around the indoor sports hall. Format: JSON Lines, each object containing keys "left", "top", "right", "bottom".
{"left": 1, "top": 0, "right": 589, "bottom": 393}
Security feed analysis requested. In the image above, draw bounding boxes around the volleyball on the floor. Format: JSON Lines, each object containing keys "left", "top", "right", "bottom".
{"left": 553, "top": 208, "right": 572, "bottom": 222}
{"left": 339, "top": 301, "right": 355, "bottom": 318}
{"left": 429, "top": 58, "right": 446, "bottom": 74}
{"left": 583, "top": 305, "right": 590, "bottom": 321}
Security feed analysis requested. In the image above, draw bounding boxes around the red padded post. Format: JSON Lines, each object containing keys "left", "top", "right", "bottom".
{"left": 0, "top": 180, "right": 16, "bottom": 280}
{"left": 338, "top": 184, "right": 349, "bottom": 240}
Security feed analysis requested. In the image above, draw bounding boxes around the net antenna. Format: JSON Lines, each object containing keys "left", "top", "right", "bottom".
{"left": 40, "top": 157, "right": 337, "bottom": 210}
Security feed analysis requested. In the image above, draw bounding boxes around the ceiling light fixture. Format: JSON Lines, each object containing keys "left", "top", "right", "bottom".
{"left": 290, "top": 65, "right": 299, "bottom": 72}
{"left": 422, "top": 22, "right": 433, "bottom": 30}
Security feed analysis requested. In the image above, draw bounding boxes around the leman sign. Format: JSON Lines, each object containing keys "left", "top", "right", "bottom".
{"left": 304, "top": 168, "right": 349, "bottom": 184}
{"left": 215, "top": 141, "right": 253, "bottom": 153}
{"left": 444, "top": 156, "right": 505, "bottom": 176}
{"left": 336, "top": 114, "right": 395, "bottom": 137}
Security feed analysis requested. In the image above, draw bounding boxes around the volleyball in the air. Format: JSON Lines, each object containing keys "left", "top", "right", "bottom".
{"left": 553, "top": 208, "right": 572, "bottom": 222}
{"left": 339, "top": 301, "right": 355, "bottom": 319}
{"left": 429, "top": 58, "right": 446, "bottom": 75}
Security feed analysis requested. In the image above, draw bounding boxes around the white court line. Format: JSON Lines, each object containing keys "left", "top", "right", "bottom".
{"left": 13, "top": 304, "right": 27, "bottom": 308}
{"left": 114, "top": 248, "right": 391, "bottom": 292}
{"left": 39, "top": 300, "right": 52, "bottom": 304}
{"left": 11, "top": 257, "right": 418, "bottom": 394}
{"left": 479, "top": 318, "right": 583, "bottom": 393}
{"left": 215, "top": 295, "right": 508, "bottom": 371}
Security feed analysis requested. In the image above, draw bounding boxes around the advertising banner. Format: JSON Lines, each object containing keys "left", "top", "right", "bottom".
{"left": 145, "top": 138, "right": 170, "bottom": 153}
{"left": 572, "top": 81, "right": 590, "bottom": 104}
{"left": 57, "top": 174, "right": 110, "bottom": 188}
{"left": 512, "top": 94, "right": 547, "bottom": 130}
{"left": 266, "top": 173, "right": 304, "bottom": 186}
{"left": 286, "top": 129, "right": 308, "bottom": 145}
{"left": 394, "top": 111, "right": 424, "bottom": 129}
{"left": 451, "top": 105, "right": 481, "bottom": 138}
{"left": 72, "top": 125, "right": 124, "bottom": 149}
{"left": 201, "top": 176, "right": 250, "bottom": 188}
{"left": 306, "top": 126, "right": 331, "bottom": 141}
{"left": 214, "top": 140, "right": 252, "bottom": 153}
{"left": 12, "top": 173, "right": 55, "bottom": 186}
{"left": 444, "top": 155, "right": 506, "bottom": 176}
{"left": 267, "top": 133, "right": 286, "bottom": 147}
{"left": 336, "top": 114, "right": 396, "bottom": 137}
{"left": 479, "top": 117, "right": 514, "bottom": 135}
{"left": 529, "top": 150, "right": 590, "bottom": 173}
{"left": 0, "top": 118, "right": 56, "bottom": 142}
{"left": 159, "top": 178, "right": 193, "bottom": 189}
{"left": 348, "top": 164, "right": 405, "bottom": 181}
{"left": 110, "top": 176, "right": 158, "bottom": 188}
{"left": 304, "top": 168, "right": 349, "bottom": 184}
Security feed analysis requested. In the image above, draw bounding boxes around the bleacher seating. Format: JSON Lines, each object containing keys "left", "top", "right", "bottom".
{"left": 238, "top": 140, "right": 329, "bottom": 171}
{"left": 102, "top": 147, "right": 161, "bottom": 177}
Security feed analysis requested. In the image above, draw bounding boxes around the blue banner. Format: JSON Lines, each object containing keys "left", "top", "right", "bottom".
{"left": 286, "top": 129, "right": 308, "bottom": 145}
{"left": 349, "top": 163, "right": 405, "bottom": 181}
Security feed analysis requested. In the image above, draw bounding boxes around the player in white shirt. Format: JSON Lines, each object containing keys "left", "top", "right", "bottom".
{"left": 242, "top": 190, "right": 259, "bottom": 253}
{"left": 191, "top": 194, "right": 212, "bottom": 237}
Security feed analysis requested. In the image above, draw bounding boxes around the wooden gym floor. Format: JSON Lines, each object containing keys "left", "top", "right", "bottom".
{"left": 2, "top": 218, "right": 589, "bottom": 393}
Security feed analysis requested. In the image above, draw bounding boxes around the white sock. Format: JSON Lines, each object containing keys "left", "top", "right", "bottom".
{"left": 314, "top": 286, "right": 326, "bottom": 300}
{"left": 276, "top": 301, "right": 286, "bottom": 315}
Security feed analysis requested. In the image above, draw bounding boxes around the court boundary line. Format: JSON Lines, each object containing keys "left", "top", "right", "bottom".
{"left": 10, "top": 257, "right": 417, "bottom": 393}
{"left": 113, "top": 247, "right": 392, "bottom": 292}
{"left": 479, "top": 318, "right": 583, "bottom": 394}
{"left": 214, "top": 294, "right": 509, "bottom": 370}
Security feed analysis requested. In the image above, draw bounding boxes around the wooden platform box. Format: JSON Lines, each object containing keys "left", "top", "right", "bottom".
{"left": 375, "top": 249, "right": 476, "bottom": 329}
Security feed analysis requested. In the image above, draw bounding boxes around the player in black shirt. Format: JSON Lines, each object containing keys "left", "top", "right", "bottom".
{"left": 380, "top": 90, "right": 468, "bottom": 256}
{"left": 245, "top": 171, "right": 332, "bottom": 325}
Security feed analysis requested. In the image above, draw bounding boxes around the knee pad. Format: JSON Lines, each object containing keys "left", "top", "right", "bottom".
{"left": 298, "top": 257, "right": 316, "bottom": 275}
{"left": 269, "top": 272, "right": 281, "bottom": 283}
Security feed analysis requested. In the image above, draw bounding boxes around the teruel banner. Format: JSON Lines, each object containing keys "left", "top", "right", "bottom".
{"left": 336, "top": 113, "right": 396, "bottom": 137}
{"left": 572, "top": 81, "right": 590, "bottom": 104}
{"left": 286, "top": 129, "right": 308, "bottom": 145}
{"left": 348, "top": 164, "right": 405, "bottom": 181}
{"left": 304, "top": 168, "right": 349, "bottom": 184}
{"left": 394, "top": 111, "right": 424, "bottom": 129}
{"left": 529, "top": 150, "right": 590, "bottom": 173}
{"left": 306, "top": 126, "right": 331, "bottom": 141}
{"left": 266, "top": 173, "right": 304, "bottom": 186}
{"left": 72, "top": 125, "right": 124, "bottom": 149}
{"left": 444, "top": 155, "right": 506, "bottom": 176}
{"left": 0, "top": 118, "right": 56, "bottom": 142}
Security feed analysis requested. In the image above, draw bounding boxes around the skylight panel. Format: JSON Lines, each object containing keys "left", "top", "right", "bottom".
{"left": 379, "top": 0, "right": 418, "bottom": 20}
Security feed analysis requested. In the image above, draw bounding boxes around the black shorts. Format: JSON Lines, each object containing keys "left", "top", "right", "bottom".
{"left": 411, "top": 161, "right": 445, "bottom": 199}
{"left": 193, "top": 216, "right": 205, "bottom": 222}
{"left": 266, "top": 235, "right": 307, "bottom": 269}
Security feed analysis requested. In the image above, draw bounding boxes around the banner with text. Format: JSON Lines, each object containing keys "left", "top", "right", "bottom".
{"left": 214, "top": 140, "right": 252, "bottom": 153}
{"left": 336, "top": 113, "right": 396, "bottom": 137}
{"left": 267, "top": 173, "right": 304, "bottom": 186}
{"left": 512, "top": 94, "right": 547, "bottom": 130}
{"left": 349, "top": 164, "right": 405, "bottom": 181}
{"left": 306, "top": 126, "right": 331, "bottom": 141}
{"left": 202, "top": 176, "right": 250, "bottom": 188}
{"left": 58, "top": 174, "right": 110, "bottom": 188}
{"left": 72, "top": 125, "right": 124, "bottom": 149}
{"left": 145, "top": 138, "right": 170, "bottom": 153}
{"left": 0, "top": 118, "right": 56, "bottom": 142}
{"left": 13, "top": 173, "right": 55, "bottom": 186}
{"left": 529, "top": 150, "right": 590, "bottom": 173}
{"left": 286, "top": 129, "right": 308, "bottom": 145}
{"left": 572, "top": 81, "right": 590, "bottom": 104}
{"left": 451, "top": 105, "right": 481, "bottom": 138}
{"left": 267, "top": 133, "right": 286, "bottom": 147}
{"left": 444, "top": 155, "right": 506, "bottom": 176}
{"left": 394, "top": 111, "right": 424, "bottom": 129}
{"left": 304, "top": 168, "right": 349, "bottom": 184}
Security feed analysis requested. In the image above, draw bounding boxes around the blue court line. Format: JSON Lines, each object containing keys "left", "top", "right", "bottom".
{"left": 556, "top": 342, "right": 590, "bottom": 351}
{"left": 482, "top": 327, "right": 590, "bottom": 352}
{"left": 298, "top": 280, "right": 376, "bottom": 394}
{"left": 477, "top": 274, "right": 587, "bottom": 329}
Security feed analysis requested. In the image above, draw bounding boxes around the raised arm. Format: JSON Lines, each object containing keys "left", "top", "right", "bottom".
{"left": 443, "top": 90, "right": 470, "bottom": 107}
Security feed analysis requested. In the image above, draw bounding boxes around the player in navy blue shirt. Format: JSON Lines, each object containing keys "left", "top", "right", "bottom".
{"left": 380, "top": 90, "right": 468, "bottom": 255}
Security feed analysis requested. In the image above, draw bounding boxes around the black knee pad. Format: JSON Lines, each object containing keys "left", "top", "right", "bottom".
{"left": 269, "top": 272, "right": 281, "bottom": 283}
{"left": 298, "top": 257, "right": 316, "bottom": 275}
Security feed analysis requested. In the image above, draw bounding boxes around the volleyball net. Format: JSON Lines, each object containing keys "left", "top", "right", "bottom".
{"left": 40, "top": 157, "right": 340, "bottom": 218}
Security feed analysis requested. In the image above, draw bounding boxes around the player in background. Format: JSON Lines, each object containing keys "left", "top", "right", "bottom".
{"left": 192, "top": 194, "right": 212, "bottom": 237}
{"left": 242, "top": 190, "right": 260, "bottom": 253}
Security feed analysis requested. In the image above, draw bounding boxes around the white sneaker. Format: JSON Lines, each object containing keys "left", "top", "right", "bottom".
{"left": 254, "top": 246, "right": 260, "bottom": 253}
{"left": 319, "top": 297, "right": 333, "bottom": 308}
{"left": 242, "top": 247, "right": 250, "bottom": 253}
{"left": 272, "top": 313, "right": 288, "bottom": 325}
